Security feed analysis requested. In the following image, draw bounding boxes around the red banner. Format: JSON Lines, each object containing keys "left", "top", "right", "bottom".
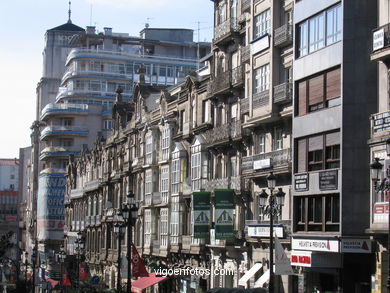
{"left": 79, "top": 263, "right": 89, "bottom": 281}
{"left": 62, "top": 271, "right": 71, "bottom": 286}
{"left": 132, "top": 244, "right": 149, "bottom": 277}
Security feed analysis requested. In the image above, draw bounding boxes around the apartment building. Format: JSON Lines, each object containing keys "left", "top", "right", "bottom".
{"left": 291, "top": 0, "right": 377, "bottom": 292}
{"left": 369, "top": 0, "right": 390, "bottom": 292}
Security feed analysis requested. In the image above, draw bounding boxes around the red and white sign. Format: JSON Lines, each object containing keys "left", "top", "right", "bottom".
{"left": 291, "top": 238, "right": 339, "bottom": 253}
{"left": 132, "top": 243, "right": 149, "bottom": 277}
{"left": 374, "top": 202, "right": 389, "bottom": 223}
{"left": 341, "top": 239, "right": 372, "bottom": 253}
{"left": 291, "top": 251, "right": 312, "bottom": 267}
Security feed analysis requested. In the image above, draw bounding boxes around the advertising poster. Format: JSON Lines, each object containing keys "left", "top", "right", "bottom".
{"left": 193, "top": 192, "right": 211, "bottom": 238}
{"left": 37, "top": 172, "right": 66, "bottom": 241}
{"left": 215, "top": 189, "right": 235, "bottom": 240}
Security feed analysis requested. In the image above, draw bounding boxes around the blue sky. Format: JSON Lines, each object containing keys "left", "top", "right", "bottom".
{"left": 0, "top": 0, "right": 214, "bottom": 158}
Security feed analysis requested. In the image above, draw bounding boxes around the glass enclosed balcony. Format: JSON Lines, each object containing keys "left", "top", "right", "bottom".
{"left": 40, "top": 103, "right": 88, "bottom": 120}
{"left": 40, "top": 125, "right": 89, "bottom": 140}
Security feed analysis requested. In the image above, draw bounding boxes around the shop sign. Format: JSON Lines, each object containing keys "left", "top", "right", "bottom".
{"left": 247, "top": 225, "right": 284, "bottom": 238}
{"left": 294, "top": 173, "right": 308, "bottom": 191}
{"left": 341, "top": 239, "right": 372, "bottom": 253}
{"left": 193, "top": 192, "right": 211, "bottom": 239}
{"left": 319, "top": 170, "right": 338, "bottom": 190}
{"left": 215, "top": 189, "right": 235, "bottom": 240}
{"left": 291, "top": 251, "right": 312, "bottom": 267}
{"left": 374, "top": 202, "right": 389, "bottom": 223}
{"left": 253, "top": 158, "right": 271, "bottom": 170}
{"left": 291, "top": 238, "right": 339, "bottom": 253}
{"left": 372, "top": 111, "right": 390, "bottom": 133}
{"left": 373, "top": 28, "right": 384, "bottom": 51}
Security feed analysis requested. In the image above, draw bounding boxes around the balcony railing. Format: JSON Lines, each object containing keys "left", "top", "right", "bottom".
{"left": 182, "top": 235, "right": 192, "bottom": 251}
{"left": 241, "top": 98, "right": 249, "bottom": 114}
{"left": 273, "top": 82, "right": 292, "bottom": 104}
{"left": 205, "top": 176, "right": 243, "bottom": 193}
{"left": 84, "top": 179, "right": 100, "bottom": 192}
{"left": 241, "top": 45, "right": 250, "bottom": 64}
{"left": 70, "top": 188, "right": 83, "bottom": 199}
{"left": 40, "top": 103, "right": 88, "bottom": 120}
{"left": 242, "top": 148, "right": 291, "bottom": 175}
{"left": 214, "top": 18, "right": 239, "bottom": 44}
{"left": 152, "top": 192, "right": 162, "bottom": 205}
{"left": 241, "top": 0, "right": 251, "bottom": 12}
{"left": 372, "top": 23, "right": 390, "bottom": 53}
{"left": 39, "top": 147, "right": 80, "bottom": 161}
{"left": 209, "top": 70, "right": 231, "bottom": 96}
{"left": 232, "top": 66, "right": 244, "bottom": 86}
{"left": 252, "top": 90, "right": 270, "bottom": 109}
{"left": 203, "top": 120, "right": 241, "bottom": 146}
{"left": 40, "top": 126, "right": 89, "bottom": 140}
{"left": 274, "top": 24, "right": 293, "bottom": 47}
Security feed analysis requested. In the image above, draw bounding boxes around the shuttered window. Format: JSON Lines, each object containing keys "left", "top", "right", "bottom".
{"left": 297, "top": 139, "right": 307, "bottom": 173}
{"left": 296, "top": 67, "right": 341, "bottom": 116}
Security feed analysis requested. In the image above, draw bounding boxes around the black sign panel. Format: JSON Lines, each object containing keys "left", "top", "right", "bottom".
{"left": 295, "top": 173, "right": 309, "bottom": 191}
{"left": 319, "top": 170, "right": 338, "bottom": 190}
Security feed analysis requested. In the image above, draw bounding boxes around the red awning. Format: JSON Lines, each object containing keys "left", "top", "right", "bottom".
{"left": 131, "top": 273, "right": 168, "bottom": 293}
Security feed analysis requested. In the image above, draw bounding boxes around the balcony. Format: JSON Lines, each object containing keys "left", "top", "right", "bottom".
{"left": 204, "top": 176, "right": 243, "bottom": 194}
{"left": 40, "top": 125, "right": 89, "bottom": 140}
{"left": 372, "top": 23, "right": 390, "bottom": 61}
{"left": 39, "top": 147, "right": 80, "bottom": 161}
{"left": 231, "top": 66, "right": 244, "bottom": 87}
{"left": 252, "top": 90, "right": 270, "bottom": 109}
{"left": 70, "top": 188, "right": 83, "bottom": 199}
{"left": 84, "top": 179, "right": 100, "bottom": 192}
{"left": 55, "top": 88, "right": 131, "bottom": 103}
{"left": 152, "top": 192, "right": 162, "bottom": 205}
{"left": 241, "top": 45, "right": 250, "bottom": 64}
{"left": 241, "top": 98, "right": 249, "bottom": 115}
{"left": 273, "top": 82, "right": 292, "bottom": 104}
{"left": 274, "top": 24, "right": 293, "bottom": 47}
{"left": 241, "top": 0, "right": 251, "bottom": 12}
{"left": 209, "top": 70, "right": 231, "bottom": 96}
{"left": 213, "top": 18, "right": 239, "bottom": 46}
{"left": 40, "top": 103, "right": 88, "bottom": 121}
{"left": 203, "top": 120, "right": 242, "bottom": 146}
{"left": 242, "top": 148, "right": 291, "bottom": 176}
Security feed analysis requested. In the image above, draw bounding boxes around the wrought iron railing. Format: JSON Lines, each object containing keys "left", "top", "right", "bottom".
{"left": 214, "top": 18, "right": 239, "bottom": 43}
{"left": 274, "top": 24, "right": 293, "bottom": 47}
{"left": 273, "top": 82, "right": 292, "bottom": 104}
{"left": 242, "top": 148, "right": 291, "bottom": 174}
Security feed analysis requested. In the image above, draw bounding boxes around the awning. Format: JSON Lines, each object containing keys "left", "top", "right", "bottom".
{"left": 131, "top": 273, "right": 168, "bottom": 293}
{"left": 238, "top": 262, "right": 263, "bottom": 286}
{"left": 254, "top": 269, "right": 270, "bottom": 288}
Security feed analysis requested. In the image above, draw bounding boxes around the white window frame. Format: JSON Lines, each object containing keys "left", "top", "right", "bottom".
{"left": 161, "top": 127, "right": 170, "bottom": 161}
{"left": 160, "top": 208, "right": 169, "bottom": 247}
{"left": 191, "top": 144, "right": 202, "bottom": 191}
{"left": 170, "top": 197, "right": 180, "bottom": 244}
{"left": 145, "top": 169, "right": 152, "bottom": 205}
{"left": 144, "top": 210, "right": 151, "bottom": 245}
{"left": 258, "top": 133, "right": 265, "bottom": 154}
{"left": 145, "top": 132, "right": 153, "bottom": 164}
{"left": 160, "top": 165, "right": 169, "bottom": 203}
{"left": 274, "top": 128, "right": 283, "bottom": 151}
{"left": 171, "top": 156, "right": 181, "bottom": 195}
{"left": 253, "top": 64, "right": 270, "bottom": 94}
{"left": 254, "top": 9, "right": 270, "bottom": 40}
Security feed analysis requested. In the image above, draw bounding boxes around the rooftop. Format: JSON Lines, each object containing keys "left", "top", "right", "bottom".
{"left": 0, "top": 159, "right": 19, "bottom": 166}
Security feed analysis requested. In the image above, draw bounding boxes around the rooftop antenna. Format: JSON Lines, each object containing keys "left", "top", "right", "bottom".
{"left": 145, "top": 17, "right": 154, "bottom": 28}
{"left": 67, "top": 0, "right": 72, "bottom": 24}
{"left": 194, "top": 21, "right": 207, "bottom": 70}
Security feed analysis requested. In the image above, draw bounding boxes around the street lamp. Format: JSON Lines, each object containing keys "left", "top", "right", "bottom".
{"left": 258, "top": 172, "right": 285, "bottom": 293}
{"left": 75, "top": 232, "right": 84, "bottom": 290}
{"left": 113, "top": 211, "right": 124, "bottom": 291}
{"left": 24, "top": 252, "right": 28, "bottom": 292}
{"left": 122, "top": 191, "right": 138, "bottom": 292}
{"left": 57, "top": 245, "right": 66, "bottom": 292}
{"left": 370, "top": 158, "right": 383, "bottom": 190}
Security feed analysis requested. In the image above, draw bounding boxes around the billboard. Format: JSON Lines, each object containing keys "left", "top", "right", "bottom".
{"left": 215, "top": 189, "right": 235, "bottom": 240}
{"left": 37, "top": 171, "right": 66, "bottom": 241}
{"left": 193, "top": 192, "right": 211, "bottom": 238}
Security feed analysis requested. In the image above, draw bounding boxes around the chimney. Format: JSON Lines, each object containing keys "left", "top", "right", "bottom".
{"left": 86, "top": 26, "right": 96, "bottom": 35}
{"left": 104, "top": 27, "right": 113, "bottom": 36}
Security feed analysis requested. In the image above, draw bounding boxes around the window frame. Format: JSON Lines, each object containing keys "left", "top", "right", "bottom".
{"left": 253, "top": 63, "right": 270, "bottom": 94}
{"left": 253, "top": 9, "right": 271, "bottom": 40}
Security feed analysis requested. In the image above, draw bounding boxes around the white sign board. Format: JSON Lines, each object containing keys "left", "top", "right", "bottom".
{"left": 253, "top": 158, "right": 271, "bottom": 170}
{"left": 247, "top": 225, "right": 284, "bottom": 238}
{"left": 373, "top": 28, "right": 384, "bottom": 51}
{"left": 341, "top": 239, "right": 372, "bottom": 253}
{"left": 251, "top": 35, "right": 270, "bottom": 55}
{"left": 291, "top": 238, "right": 339, "bottom": 253}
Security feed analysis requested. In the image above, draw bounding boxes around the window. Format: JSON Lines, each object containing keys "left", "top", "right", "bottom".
{"left": 144, "top": 209, "right": 151, "bottom": 245}
{"left": 230, "top": 156, "right": 237, "bottom": 177}
{"left": 61, "top": 118, "right": 73, "bottom": 126}
{"left": 202, "top": 100, "right": 210, "bottom": 124}
{"left": 274, "top": 129, "right": 283, "bottom": 151}
{"left": 170, "top": 197, "right": 180, "bottom": 244}
{"left": 191, "top": 143, "right": 202, "bottom": 191}
{"left": 218, "top": 4, "right": 226, "bottom": 25}
{"left": 296, "top": 131, "right": 340, "bottom": 173}
{"left": 145, "top": 133, "right": 153, "bottom": 164}
{"left": 257, "top": 134, "right": 265, "bottom": 154}
{"left": 254, "top": 9, "right": 270, "bottom": 39}
{"left": 161, "top": 127, "right": 170, "bottom": 161}
{"left": 160, "top": 208, "right": 169, "bottom": 247}
{"left": 297, "top": 4, "right": 342, "bottom": 57}
{"left": 10, "top": 175, "right": 14, "bottom": 180}
{"left": 160, "top": 166, "right": 169, "bottom": 203}
{"left": 296, "top": 67, "right": 341, "bottom": 116}
{"left": 103, "top": 120, "right": 113, "bottom": 130}
{"left": 294, "top": 194, "right": 340, "bottom": 232}
{"left": 253, "top": 64, "right": 270, "bottom": 94}
{"left": 145, "top": 169, "right": 152, "bottom": 205}
{"left": 172, "top": 157, "right": 181, "bottom": 195}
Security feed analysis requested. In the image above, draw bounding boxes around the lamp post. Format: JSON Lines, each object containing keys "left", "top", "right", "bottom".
{"left": 57, "top": 245, "right": 66, "bottom": 293}
{"left": 31, "top": 246, "right": 36, "bottom": 293}
{"left": 258, "top": 172, "right": 285, "bottom": 293}
{"left": 24, "top": 252, "right": 28, "bottom": 292}
{"left": 122, "top": 191, "right": 138, "bottom": 292}
{"left": 75, "top": 231, "right": 84, "bottom": 290}
{"left": 113, "top": 211, "right": 124, "bottom": 291}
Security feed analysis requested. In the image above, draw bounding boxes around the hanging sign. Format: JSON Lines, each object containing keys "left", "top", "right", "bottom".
{"left": 193, "top": 192, "right": 211, "bottom": 238}
{"left": 215, "top": 189, "right": 235, "bottom": 240}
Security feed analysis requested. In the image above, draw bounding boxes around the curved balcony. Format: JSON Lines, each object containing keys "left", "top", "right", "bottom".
{"left": 40, "top": 103, "right": 88, "bottom": 120}
{"left": 61, "top": 69, "right": 133, "bottom": 85}
{"left": 55, "top": 88, "right": 131, "bottom": 103}
{"left": 40, "top": 146, "right": 80, "bottom": 161}
{"left": 40, "top": 125, "right": 89, "bottom": 140}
